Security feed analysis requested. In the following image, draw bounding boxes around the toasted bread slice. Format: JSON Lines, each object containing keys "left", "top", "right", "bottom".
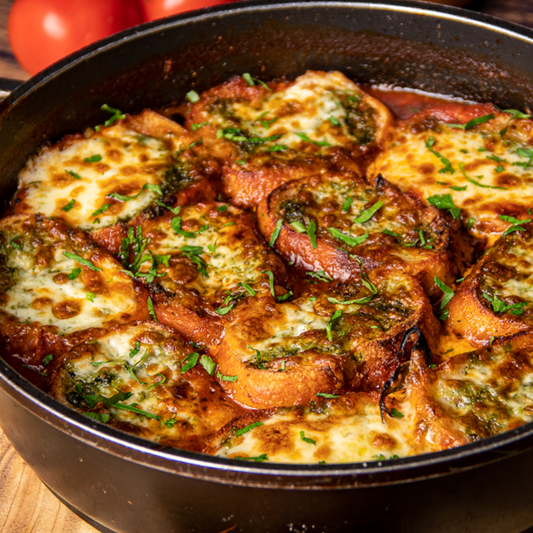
{"left": 258, "top": 172, "right": 473, "bottom": 300}
{"left": 127, "top": 202, "right": 289, "bottom": 347}
{"left": 211, "top": 268, "right": 439, "bottom": 409}
{"left": 47, "top": 322, "right": 246, "bottom": 452}
{"left": 185, "top": 70, "right": 393, "bottom": 207}
{"left": 401, "top": 333, "right": 533, "bottom": 453}
{"left": 12, "top": 110, "right": 221, "bottom": 254}
{"left": 447, "top": 223, "right": 533, "bottom": 345}
{"left": 368, "top": 102, "right": 533, "bottom": 247}
{"left": 0, "top": 214, "right": 149, "bottom": 367}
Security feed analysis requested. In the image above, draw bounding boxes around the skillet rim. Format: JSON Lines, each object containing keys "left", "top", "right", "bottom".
{"left": 2, "top": 0, "right": 533, "bottom": 486}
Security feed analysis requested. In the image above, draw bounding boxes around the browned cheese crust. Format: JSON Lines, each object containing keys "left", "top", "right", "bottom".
{"left": 0, "top": 214, "right": 149, "bottom": 368}
{"left": 128, "top": 201, "right": 289, "bottom": 347}
{"left": 47, "top": 322, "right": 247, "bottom": 452}
{"left": 184, "top": 70, "right": 394, "bottom": 208}
{"left": 211, "top": 268, "right": 439, "bottom": 409}
{"left": 258, "top": 172, "right": 473, "bottom": 301}
{"left": 368, "top": 101, "right": 533, "bottom": 248}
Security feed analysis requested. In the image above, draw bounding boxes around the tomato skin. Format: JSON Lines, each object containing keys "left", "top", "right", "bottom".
{"left": 141, "top": 0, "right": 236, "bottom": 21}
{"left": 8, "top": 0, "right": 144, "bottom": 75}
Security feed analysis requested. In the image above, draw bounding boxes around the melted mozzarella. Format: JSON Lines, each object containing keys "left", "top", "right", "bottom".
{"left": 1, "top": 238, "right": 138, "bottom": 334}
{"left": 217, "top": 400, "right": 416, "bottom": 464}
{"left": 16, "top": 124, "right": 171, "bottom": 230}
{"left": 370, "top": 125, "right": 533, "bottom": 244}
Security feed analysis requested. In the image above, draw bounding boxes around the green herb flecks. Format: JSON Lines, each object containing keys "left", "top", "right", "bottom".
{"left": 326, "top": 309, "right": 342, "bottom": 342}
{"left": 427, "top": 193, "right": 461, "bottom": 220}
{"left": 458, "top": 162, "right": 507, "bottom": 190}
{"left": 447, "top": 113, "right": 494, "bottom": 131}
{"left": 108, "top": 183, "right": 162, "bottom": 202}
{"left": 181, "top": 352, "right": 200, "bottom": 373}
{"left": 434, "top": 276, "right": 455, "bottom": 320}
{"left": 500, "top": 214, "right": 532, "bottom": 235}
{"left": 300, "top": 431, "right": 316, "bottom": 445}
{"left": 236, "top": 421, "right": 264, "bottom": 437}
{"left": 84, "top": 154, "right": 102, "bottom": 163}
{"left": 270, "top": 219, "right": 283, "bottom": 247}
{"left": 295, "top": 132, "right": 330, "bottom": 147}
{"left": 327, "top": 228, "right": 368, "bottom": 247}
{"left": 353, "top": 200, "right": 384, "bottom": 224}
{"left": 62, "top": 199, "right": 76, "bottom": 212}
{"left": 482, "top": 292, "right": 527, "bottom": 316}
{"left": 63, "top": 252, "right": 101, "bottom": 272}
{"left": 425, "top": 137, "right": 454, "bottom": 174}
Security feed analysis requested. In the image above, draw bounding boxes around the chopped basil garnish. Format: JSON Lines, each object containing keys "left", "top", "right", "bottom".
{"left": 84, "top": 154, "right": 102, "bottom": 163}
{"left": 500, "top": 214, "right": 531, "bottom": 235}
{"left": 353, "top": 200, "right": 383, "bottom": 224}
{"left": 317, "top": 392, "right": 340, "bottom": 398}
{"left": 66, "top": 170, "right": 82, "bottom": 180}
{"left": 328, "top": 116, "right": 341, "bottom": 126}
{"left": 91, "top": 204, "right": 111, "bottom": 217}
{"left": 108, "top": 183, "right": 162, "bottom": 202}
{"left": 434, "top": 276, "right": 455, "bottom": 317}
{"left": 447, "top": 113, "right": 494, "bottom": 131}
{"left": 100, "top": 104, "right": 126, "bottom": 128}
{"left": 327, "top": 228, "right": 368, "bottom": 247}
{"left": 497, "top": 107, "right": 532, "bottom": 137}
{"left": 234, "top": 454, "right": 269, "bottom": 462}
{"left": 9, "top": 236, "right": 22, "bottom": 250}
{"left": 181, "top": 352, "right": 200, "bottom": 373}
{"left": 390, "top": 408, "right": 404, "bottom": 418}
{"left": 180, "top": 245, "right": 208, "bottom": 277}
{"left": 63, "top": 252, "right": 101, "bottom": 272}
{"left": 261, "top": 269, "right": 293, "bottom": 302}
{"left": 291, "top": 221, "right": 306, "bottom": 233}
{"left": 482, "top": 293, "right": 527, "bottom": 315}
{"left": 306, "top": 270, "right": 333, "bottom": 282}
{"left": 307, "top": 219, "right": 318, "bottom": 249}
{"left": 215, "top": 303, "right": 235, "bottom": 315}
{"left": 236, "top": 421, "right": 264, "bottom": 437}
{"left": 295, "top": 132, "right": 330, "bottom": 147}
{"left": 326, "top": 309, "right": 342, "bottom": 342}
{"left": 200, "top": 355, "right": 216, "bottom": 376}
{"left": 458, "top": 162, "right": 507, "bottom": 190}
{"left": 216, "top": 370, "right": 238, "bottom": 382}
{"left": 300, "top": 431, "right": 316, "bottom": 445}
{"left": 192, "top": 122, "right": 209, "bottom": 131}
{"left": 425, "top": 137, "right": 454, "bottom": 174}
{"left": 62, "top": 199, "right": 76, "bottom": 212}
{"left": 342, "top": 197, "right": 353, "bottom": 213}
{"left": 68, "top": 268, "right": 81, "bottom": 280}
{"left": 427, "top": 193, "right": 461, "bottom": 220}
{"left": 270, "top": 219, "right": 283, "bottom": 247}
{"left": 83, "top": 412, "right": 110, "bottom": 423}
{"left": 148, "top": 297, "right": 158, "bottom": 321}
{"left": 43, "top": 354, "right": 54, "bottom": 366}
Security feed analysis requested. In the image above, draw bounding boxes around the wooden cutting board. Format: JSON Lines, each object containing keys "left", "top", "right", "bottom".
{"left": 0, "top": 426, "right": 99, "bottom": 533}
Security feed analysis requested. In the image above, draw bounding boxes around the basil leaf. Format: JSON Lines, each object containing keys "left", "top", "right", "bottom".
{"left": 186, "top": 90, "right": 200, "bottom": 103}
{"left": 327, "top": 228, "right": 369, "bottom": 247}
{"left": 181, "top": 352, "right": 200, "bottom": 373}
{"left": 353, "top": 200, "right": 384, "bottom": 224}
{"left": 447, "top": 113, "right": 494, "bottom": 130}
{"left": 236, "top": 421, "right": 264, "bottom": 437}
{"left": 62, "top": 199, "right": 76, "bottom": 212}
{"left": 84, "top": 154, "right": 102, "bottom": 163}
{"left": 200, "top": 355, "right": 216, "bottom": 376}
{"left": 63, "top": 252, "right": 101, "bottom": 272}
{"left": 425, "top": 137, "right": 454, "bottom": 174}
{"left": 427, "top": 194, "right": 461, "bottom": 220}
{"left": 295, "top": 132, "right": 330, "bottom": 147}
{"left": 434, "top": 276, "right": 455, "bottom": 309}
{"left": 270, "top": 219, "right": 283, "bottom": 247}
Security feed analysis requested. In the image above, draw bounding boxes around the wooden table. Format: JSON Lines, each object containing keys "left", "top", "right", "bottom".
{"left": 1, "top": 0, "right": 533, "bottom": 532}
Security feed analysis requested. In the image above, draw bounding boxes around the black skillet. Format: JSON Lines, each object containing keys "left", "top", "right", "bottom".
{"left": 2, "top": 1, "right": 533, "bottom": 532}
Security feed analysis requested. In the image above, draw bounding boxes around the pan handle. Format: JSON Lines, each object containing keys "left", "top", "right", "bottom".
{"left": 0, "top": 78, "right": 23, "bottom": 101}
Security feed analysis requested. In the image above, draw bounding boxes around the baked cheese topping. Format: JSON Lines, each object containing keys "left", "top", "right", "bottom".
{"left": 369, "top": 121, "right": 533, "bottom": 244}
{"left": 14, "top": 123, "right": 171, "bottom": 230}
{"left": 478, "top": 229, "right": 533, "bottom": 318}
{"left": 53, "top": 323, "right": 243, "bottom": 447}
{"left": 138, "top": 203, "right": 284, "bottom": 302}
{"left": 237, "top": 271, "right": 419, "bottom": 366}
{"left": 0, "top": 216, "right": 140, "bottom": 334}
{"left": 194, "top": 71, "right": 387, "bottom": 158}
{"left": 217, "top": 396, "right": 416, "bottom": 464}
{"left": 278, "top": 175, "right": 445, "bottom": 252}
{"left": 433, "top": 339, "right": 533, "bottom": 440}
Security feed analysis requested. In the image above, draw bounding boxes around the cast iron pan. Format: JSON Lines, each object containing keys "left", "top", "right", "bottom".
{"left": 2, "top": 1, "right": 533, "bottom": 532}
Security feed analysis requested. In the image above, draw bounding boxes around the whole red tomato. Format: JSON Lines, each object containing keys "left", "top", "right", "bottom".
{"left": 141, "top": 0, "right": 235, "bottom": 21}
{"left": 8, "top": 0, "right": 144, "bottom": 75}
